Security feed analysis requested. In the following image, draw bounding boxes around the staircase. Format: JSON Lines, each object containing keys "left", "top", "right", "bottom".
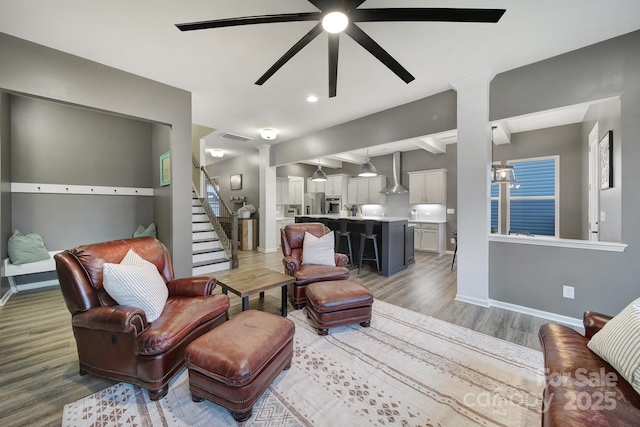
{"left": 192, "top": 192, "right": 231, "bottom": 275}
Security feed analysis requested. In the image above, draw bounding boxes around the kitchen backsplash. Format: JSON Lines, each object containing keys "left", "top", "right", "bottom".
{"left": 360, "top": 193, "right": 446, "bottom": 220}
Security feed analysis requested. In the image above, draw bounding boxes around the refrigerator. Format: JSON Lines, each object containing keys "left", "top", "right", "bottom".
{"left": 304, "top": 192, "right": 325, "bottom": 215}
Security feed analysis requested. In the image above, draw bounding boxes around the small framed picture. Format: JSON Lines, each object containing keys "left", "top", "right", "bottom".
{"left": 599, "top": 130, "right": 613, "bottom": 190}
{"left": 230, "top": 174, "right": 242, "bottom": 190}
{"left": 160, "top": 151, "right": 170, "bottom": 186}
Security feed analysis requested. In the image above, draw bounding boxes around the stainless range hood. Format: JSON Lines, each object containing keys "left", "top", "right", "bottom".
{"left": 381, "top": 151, "right": 409, "bottom": 194}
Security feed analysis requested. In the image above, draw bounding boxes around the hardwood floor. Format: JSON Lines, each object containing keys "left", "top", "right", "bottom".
{"left": 0, "top": 249, "right": 556, "bottom": 426}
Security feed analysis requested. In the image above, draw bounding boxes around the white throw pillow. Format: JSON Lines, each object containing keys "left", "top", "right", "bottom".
{"left": 302, "top": 231, "right": 336, "bottom": 266}
{"left": 587, "top": 297, "right": 640, "bottom": 394}
{"left": 103, "top": 249, "right": 168, "bottom": 322}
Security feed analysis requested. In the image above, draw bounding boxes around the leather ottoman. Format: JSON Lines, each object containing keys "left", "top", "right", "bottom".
{"left": 305, "top": 279, "right": 373, "bottom": 335}
{"left": 184, "top": 310, "right": 295, "bottom": 422}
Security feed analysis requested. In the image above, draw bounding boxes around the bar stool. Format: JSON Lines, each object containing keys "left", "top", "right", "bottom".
{"left": 358, "top": 220, "right": 380, "bottom": 275}
{"left": 334, "top": 219, "right": 354, "bottom": 267}
{"left": 451, "top": 231, "right": 457, "bottom": 271}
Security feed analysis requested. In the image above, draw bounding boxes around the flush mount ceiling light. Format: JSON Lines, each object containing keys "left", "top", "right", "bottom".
{"left": 322, "top": 11, "right": 348, "bottom": 33}
{"left": 358, "top": 150, "right": 377, "bottom": 177}
{"left": 490, "top": 126, "right": 517, "bottom": 184}
{"left": 260, "top": 128, "right": 278, "bottom": 140}
{"left": 307, "top": 95, "right": 318, "bottom": 103}
{"left": 209, "top": 149, "right": 224, "bottom": 158}
{"left": 311, "top": 158, "right": 328, "bottom": 182}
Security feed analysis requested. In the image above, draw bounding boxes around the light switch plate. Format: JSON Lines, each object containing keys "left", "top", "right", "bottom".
{"left": 600, "top": 211, "right": 607, "bottom": 222}
{"left": 563, "top": 285, "right": 575, "bottom": 299}
{"left": 447, "top": 208, "right": 455, "bottom": 214}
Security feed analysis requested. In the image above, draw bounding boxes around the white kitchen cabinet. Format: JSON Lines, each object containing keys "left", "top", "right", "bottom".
{"left": 289, "top": 179, "right": 303, "bottom": 205}
{"left": 408, "top": 169, "right": 446, "bottom": 204}
{"left": 276, "top": 178, "right": 290, "bottom": 205}
{"left": 325, "top": 174, "right": 349, "bottom": 197}
{"left": 347, "top": 176, "right": 386, "bottom": 204}
{"left": 410, "top": 222, "right": 446, "bottom": 254}
{"left": 306, "top": 178, "right": 325, "bottom": 194}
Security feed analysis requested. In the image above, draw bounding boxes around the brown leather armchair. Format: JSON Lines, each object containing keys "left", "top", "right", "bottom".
{"left": 281, "top": 223, "right": 349, "bottom": 309}
{"left": 539, "top": 311, "right": 640, "bottom": 426}
{"left": 55, "top": 237, "right": 230, "bottom": 400}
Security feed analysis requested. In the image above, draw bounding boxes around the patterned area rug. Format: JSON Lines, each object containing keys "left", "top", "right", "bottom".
{"left": 63, "top": 300, "right": 544, "bottom": 426}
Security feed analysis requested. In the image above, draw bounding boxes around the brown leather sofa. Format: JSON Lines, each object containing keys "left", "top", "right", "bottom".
{"left": 55, "top": 237, "right": 230, "bottom": 400}
{"left": 539, "top": 311, "right": 640, "bottom": 426}
{"left": 281, "top": 223, "right": 349, "bottom": 308}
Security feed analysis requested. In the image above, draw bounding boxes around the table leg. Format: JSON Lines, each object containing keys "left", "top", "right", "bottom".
{"left": 242, "top": 296, "right": 249, "bottom": 311}
{"left": 259, "top": 291, "right": 265, "bottom": 298}
{"left": 222, "top": 288, "right": 228, "bottom": 295}
{"left": 281, "top": 285, "right": 288, "bottom": 317}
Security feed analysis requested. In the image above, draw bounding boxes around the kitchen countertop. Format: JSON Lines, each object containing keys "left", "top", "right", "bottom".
{"left": 296, "top": 214, "right": 446, "bottom": 224}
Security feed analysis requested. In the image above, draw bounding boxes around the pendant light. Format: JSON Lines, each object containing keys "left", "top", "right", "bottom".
{"left": 490, "top": 126, "right": 517, "bottom": 184}
{"left": 311, "top": 158, "right": 328, "bottom": 182}
{"left": 358, "top": 150, "right": 377, "bottom": 177}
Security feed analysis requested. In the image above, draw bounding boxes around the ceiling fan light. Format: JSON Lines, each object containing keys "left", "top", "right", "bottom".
{"left": 311, "top": 165, "right": 328, "bottom": 182}
{"left": 260, "top": 128, "right": 278, "bottom": 140}
{"left": 322, "top": 11, "right": 348, "bottom": 33}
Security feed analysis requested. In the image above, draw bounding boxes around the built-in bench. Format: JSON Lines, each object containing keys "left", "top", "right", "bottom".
{"left": 1, "top": 250, "right": 63, "bottom": 306}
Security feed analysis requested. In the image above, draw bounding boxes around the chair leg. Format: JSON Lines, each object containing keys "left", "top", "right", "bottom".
{"left": 373, "top": 238, "right": 380, "bottom": 274}
{"left": 346, "top": 234, "right": 354, "bottom": 267}
{"left": 451, "top": 244, "right": 457, "bottom": 271}
{"left": 358, "top": 236, "right": 365, "bottom": 274}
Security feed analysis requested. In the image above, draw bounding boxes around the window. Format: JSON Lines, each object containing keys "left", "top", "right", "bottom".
{"left": 507, "top": 157, "right": 558, "bottom": 236}
{"left": 491, "top": 180, "right": 500, "bottom": 233}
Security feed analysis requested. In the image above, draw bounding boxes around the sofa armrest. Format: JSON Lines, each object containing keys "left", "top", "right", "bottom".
{"left": 167, "top": 276, "right": 217, "bottom": 297}
{"left": 283, "top": 256, "right": 299, "bottom": 275}
{"left": 334, "top": 253, "right": 349, "bottom": 267}
{"left": 72, "top": 305, "right": 148, "bottom": 335}
{"left": 583, "top": 311, "right": 613, "bottom": 339}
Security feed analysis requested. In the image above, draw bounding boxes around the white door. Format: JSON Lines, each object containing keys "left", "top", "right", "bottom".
{"left": 588, "top": 123, "right": 600, "bottom": 241}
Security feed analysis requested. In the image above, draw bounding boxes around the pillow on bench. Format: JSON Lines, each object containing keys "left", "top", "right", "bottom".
{"left": 7, "top": 230, "right": 50, "bottom": 265}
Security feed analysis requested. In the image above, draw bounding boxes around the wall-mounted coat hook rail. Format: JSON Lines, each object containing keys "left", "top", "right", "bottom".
{"left": 11, "top": 182, "right": 154, "bottom": 196}
{"left": 229, "top": 196, "right": 246, "bottom": 203}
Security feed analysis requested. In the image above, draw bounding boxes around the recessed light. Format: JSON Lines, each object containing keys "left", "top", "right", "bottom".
{"left": 307, "top": 95, "right": 318, "bottom": 103}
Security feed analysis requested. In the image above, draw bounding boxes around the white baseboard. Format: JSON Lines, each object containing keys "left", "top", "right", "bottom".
{"left": 489, "top": 299, "right": 583, "bottom": 329}
{"left": 257, "top": 246, "right": 278, "bottom": 254}
{"left": 455, "top": 294, "right": 490, "bottom": 308}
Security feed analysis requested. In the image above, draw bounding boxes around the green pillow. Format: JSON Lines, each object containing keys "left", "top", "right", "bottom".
{"left": 7, "top": 230, "right": 51, "bottom": 265}
{"left": 133, "top": 223, "right": 157, "bottom": 238}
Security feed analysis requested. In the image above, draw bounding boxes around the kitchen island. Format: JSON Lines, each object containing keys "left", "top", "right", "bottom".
{"left": 295, "top": 215, "right": 414, "bottom": 277}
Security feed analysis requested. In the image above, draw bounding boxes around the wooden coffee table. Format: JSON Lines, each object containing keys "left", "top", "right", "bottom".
{"left": 213, "top": 268, "right": 295, "bottom": 317}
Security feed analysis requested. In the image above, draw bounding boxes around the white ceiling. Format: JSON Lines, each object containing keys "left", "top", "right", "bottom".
{"left": 1, "top": 0, "right": 639, "bottom": 165}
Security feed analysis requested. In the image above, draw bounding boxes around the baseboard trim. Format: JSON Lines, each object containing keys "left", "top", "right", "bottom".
{"left": 455, "top": 294, "right": 490, "bottom": 308}
{"left": 489, "top": 299, "right": 583, "bottom": 329}
{"left": 257, "top": 246, "right": 278, "bottom": 254}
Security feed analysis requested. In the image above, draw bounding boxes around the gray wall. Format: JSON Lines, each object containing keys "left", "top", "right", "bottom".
{"left": 152, "top": 123, "right": 172, "bottom": 245}
{"left": 0, "top": 93, "right": 11, "bottom": 295}
{"left": 581, "top": 99, "right": 622, "bottom": 242}
{"left": 0, "top": 33, "right": 193, "bottom": 277}
{"left": 9, "top": 96, "right": 154, "bottom": 249}
{"left": 206, "top": 150, "right": 261, "bottom": 212}
{"left": 489, "top": 30, "right": 639, "bottom": 318}
{"left": 493, "top": 124, "right": 583, "bottom": 239}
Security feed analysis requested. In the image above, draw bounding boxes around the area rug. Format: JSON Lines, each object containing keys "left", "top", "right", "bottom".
{"left": 63, "top": 300, "right": 544, "bottom": 426}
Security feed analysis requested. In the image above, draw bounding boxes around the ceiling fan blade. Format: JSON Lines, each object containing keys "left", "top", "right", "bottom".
{"left": 255, "top": 24, "right": 324, "bottom": 86}
{"left": 306, "top": 0, "right": 330, "bottom": 10}
{"left": 350, "top": 8, "right": 506, "bottom": 23}
{"left": 176, "top": 12, "right": 321, "bottom": 31}
{"left": 328, "top": 33, "right": 339, "bottom": 98}
{"left": 344, "top": 23, "right": 414, "bottom": 84}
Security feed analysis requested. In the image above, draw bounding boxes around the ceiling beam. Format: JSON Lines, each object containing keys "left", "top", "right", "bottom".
{"left": 492, "top": 122, "right": 511, "bottom": 145}
{"left": 327, "top": 152, "right": 368, "bottom": 164}
{"left": 301, "top": 158, "right": 343, "bottom": 168}
{"left": 412, "top": 137, "right": 447, "bottom": 154}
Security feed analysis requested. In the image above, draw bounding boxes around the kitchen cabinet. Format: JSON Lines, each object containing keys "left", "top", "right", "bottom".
{"left": 324, "top": 174, "right": 349, "bottom": 197}
{"left": 411, "top": 222, "right": 446, "bottom": 254}
{"left": 408, "top": 169, "right": 446, "bottom": 204}
{"left": 276, "top": 217, "right": 295, "bottom": 247}
{"left": 347, "top": 176, "right": 386, "bottom": 205}
{"left": 306, "top": 178, "right": 325, "bottom": 194}
{"left": 288, "top": 179, "right": 303, "bottom": 205}
{"left": 276, "top": 178, "right": 290, "bottom": 205}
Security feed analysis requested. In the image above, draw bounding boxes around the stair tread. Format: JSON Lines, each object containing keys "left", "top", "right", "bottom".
{"left": 193, "top": 259, "right": 229, "bottom": 268}
{"left": 193, "top": 237, "right": 220, "bottom": 243}
{"left": 193, "top": 248, "right": 225, "bottom": 255}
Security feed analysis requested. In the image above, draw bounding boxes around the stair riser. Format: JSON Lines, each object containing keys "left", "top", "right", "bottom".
{"left": 193, "top": 261, "right": 231, "bottom": 275}
{"left": 193, "top": 241, "right": 222, "bottom": 251}
{"left": 192, "top": 206, "right": 205, "bottom": 214}
{"left": 192, "top": 251, "right": 226, "bottom": 263}
{"left": 192, "top": 222, "right": 213, "bottom": 232}
{"left": 193, "top": 230, "right": 217, "bottom": 240}
{"left": 193, "top": 214, "right": 208, "bottom": 222}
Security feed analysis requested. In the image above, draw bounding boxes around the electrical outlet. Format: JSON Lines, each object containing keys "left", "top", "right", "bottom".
{"left": 447, "top": 208, "right": 455, "bottom": 214}
{"left": 563, "top": 285, "right": 575, "bottom": 299}
{"left": 600, "top": 211, "right": 607, "bottom": 222}
{"left": 450, "top": 238, "right": 456, "bottom": 244}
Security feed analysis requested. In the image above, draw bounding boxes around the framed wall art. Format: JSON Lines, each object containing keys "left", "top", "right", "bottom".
{"left": 230, "top": 174, "right": 242, "bottom": 190}
{"left": 599, "top": 130, "right": 613, "bottom": 190}
{"left": 160, "top": 151, "right": 171, "bottom": 186}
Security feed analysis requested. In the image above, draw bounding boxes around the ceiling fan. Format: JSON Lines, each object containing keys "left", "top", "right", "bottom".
{"left": 176, "top": 1, "right": 506, "bottom": 97}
